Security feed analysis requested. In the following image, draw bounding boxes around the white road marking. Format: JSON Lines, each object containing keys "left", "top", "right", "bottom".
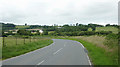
{"left": 77, "top": 41, "right": 92, "bottom": 65}
{"left": 37, "top": 60, "right": 45, "bottom": 65}
{"left": 77, "top": 42, "right": 85, "bottom": 48}
{"left": 53, "top": 48, "right": 63, "bottom": 55}
{"left": 86, "top": 54, "right": 92, "bottom": 65}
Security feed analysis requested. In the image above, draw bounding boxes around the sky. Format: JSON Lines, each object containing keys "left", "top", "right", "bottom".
{"left": 0, "top": 0, "right": 119, "bottom": 25}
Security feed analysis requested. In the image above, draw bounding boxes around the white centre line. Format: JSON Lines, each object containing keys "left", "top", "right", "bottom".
{"left": 37, "top": 60, "right": 45, "bottom": 65}
{"left": 53, "top": 48, "right": 63, "bottom": 55}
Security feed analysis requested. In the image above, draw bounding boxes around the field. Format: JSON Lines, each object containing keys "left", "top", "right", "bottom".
{"left": 2, "top": 37, "right": 53, "bottom": 59}
{"left": 3, "top": 37, "right": 41, "bottom": 46}
{"left": 16, "top": 25, "right": 30, "bottom": 29}
{"left": 95, "top": 27, "right": 118, "bottom": 34}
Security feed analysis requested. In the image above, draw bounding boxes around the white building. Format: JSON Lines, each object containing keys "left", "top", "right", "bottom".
{"left": 26, "top": 29, "right": 43, "bottom": 33}
{"left": 4, "top": 29, "right": 43, "bottom": 34}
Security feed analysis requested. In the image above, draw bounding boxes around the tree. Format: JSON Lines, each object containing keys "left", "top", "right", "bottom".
{"left": 17, "top": 29, "right": 31, "bottom": 35}
{"left": 76, "top": 23, "right": 79, "bottom": 26}
{"left": 2, "top": 23, "right": 15, "bottom": 31}
{"left": 7, "top": 31, "right": 13, "bottom": 35}
{"left": 63, "top": 24, "right": 69, "bottom": 27}
{"left": 43, "top": 31, "right": 48, "bottom": 35}
{"left": 106, "top": 24, "right": 110, "bottom": 27}
{"left": 25, "top": 23, "right": 27, "bottom": 26}
{"left": 91, "top": 27, "right": 96, "bottom": 31}
{"left": 36, "top": 30, "right": 40, "bottom": 35}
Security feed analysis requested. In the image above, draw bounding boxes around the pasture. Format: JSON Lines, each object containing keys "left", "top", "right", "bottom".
{"left": 95, "top": 27, "right": 118, "bottom": 34}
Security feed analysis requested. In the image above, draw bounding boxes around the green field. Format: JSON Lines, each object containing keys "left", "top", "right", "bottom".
{"left": 95, "top": 27, "right": 118, "bottom": 34}
{"left": 16, "top": 25, "right": 30, "bottom": 29}
{"left": 2, "top": 37, "right": 53, "bottom": 59}
{"left": 3, "top": 37, "right": 41, "bottom": 46}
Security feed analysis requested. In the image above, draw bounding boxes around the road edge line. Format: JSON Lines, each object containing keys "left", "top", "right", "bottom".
{"left": 2, "top": 42, "right": 55, "bottom": 62}
{"left": 78, "top": 42, "right": 92, "bottom": 66}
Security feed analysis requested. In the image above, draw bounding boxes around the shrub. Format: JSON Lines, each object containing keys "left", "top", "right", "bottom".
{"left": 104, "top": 33, "right": 118, "bottom": 48}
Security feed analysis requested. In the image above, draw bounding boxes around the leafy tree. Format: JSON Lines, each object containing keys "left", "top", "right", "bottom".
{"left": 106, "top": 24, "right": 110, "bottom": 27}
{"left": 104, "top": 33, "right": 118, "bottom": 48}
{"left": 17, "top": 29, "right": 31, "bottom": 35}
{"left": 76, "top": 23, "right": 79, "bottom": 26}
{"left": 43, "top": 31, "right": 48, "bottom": 35}
{"left": 36, "top": 30, "right": 40, "bottom": 35}
{"left": 25, "top": 23, "right": 27, "bottom": 26}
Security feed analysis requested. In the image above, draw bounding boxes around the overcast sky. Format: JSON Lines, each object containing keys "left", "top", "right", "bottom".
{"left": 0, "top": 0, "right": 119, "bottom": 25}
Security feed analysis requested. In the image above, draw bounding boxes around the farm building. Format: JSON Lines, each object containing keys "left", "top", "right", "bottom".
{"left": 4, "top": 29, "right": 43, "bottom": 34}
{"left": 26, "top": 29, "right": 43, "bottom": 33}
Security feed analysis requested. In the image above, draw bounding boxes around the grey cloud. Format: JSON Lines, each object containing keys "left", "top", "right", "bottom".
{"left": 0, "top": 0, "right": 118, "bottom": 25}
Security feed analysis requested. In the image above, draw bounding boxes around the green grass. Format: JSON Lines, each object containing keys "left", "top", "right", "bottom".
{"left": 3, "top": 37, "right": 41, "bottom": 46}
{"left": 2, "top": 38, "right": 53, "bottom": 59}
{"left": 16, "top": 25, "right": 30, "bottom": 29}
{"left": 96, "top": 27, "right": 118, "bottom": 34}
{"left": 54, "top": 36, "right": 118, "bottom": 65}
{"left": 75, "top": 39, "right": 114, "bottom": 65}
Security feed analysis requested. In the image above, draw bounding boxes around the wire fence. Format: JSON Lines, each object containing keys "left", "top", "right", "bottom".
{"left": 2, "top": 36, "right": 42, "bottom": 47}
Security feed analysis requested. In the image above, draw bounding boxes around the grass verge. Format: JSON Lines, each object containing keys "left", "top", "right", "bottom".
{"left": 55, "top": 37, "right": 117, "bottom": 65}
{"left": 2, "top": 38, "right": 53, "bottom": 60}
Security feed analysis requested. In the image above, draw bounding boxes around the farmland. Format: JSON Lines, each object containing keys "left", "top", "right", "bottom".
{"left": 2, "top": 37, "right": 53, "bottom": 59}
{"left": 16, "top": 25, "right": 30, "bottom": 29}
{"left": 96, "top": 27, "right": 118, "bottom": 34}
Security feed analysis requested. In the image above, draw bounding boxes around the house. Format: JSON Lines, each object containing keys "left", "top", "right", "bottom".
{"left": 26, "top": 29, "right": 43, "bottom": 33}
{"left": 4, "top": 29, "right": 43, "bottom": 34}
{"left": 4, "top": 29, "right": 18, "bottom": 34}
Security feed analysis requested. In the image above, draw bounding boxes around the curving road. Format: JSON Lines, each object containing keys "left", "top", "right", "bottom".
{"left": 2, "top": 39, "right": 91, "bottom": 66}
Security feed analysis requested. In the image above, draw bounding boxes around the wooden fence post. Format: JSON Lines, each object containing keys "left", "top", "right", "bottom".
{"left": 3, "top": 37, "right": 5, "bottom": 47}
{"left": 24, "top": 37, "right": 25, "bottom": 44}
{"left": 16, "top": 37, "right": 17, "bottom": 45}
{"left": 30, "top": 36, "right": 31, "bottom": 42}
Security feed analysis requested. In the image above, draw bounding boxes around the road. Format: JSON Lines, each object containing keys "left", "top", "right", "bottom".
{"left": 2, "top": 39, "right": 91, "bottom": 66}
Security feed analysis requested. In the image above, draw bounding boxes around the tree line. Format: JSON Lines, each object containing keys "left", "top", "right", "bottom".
{"left": 1, "top": 22, "right": 119, "bottom": 37}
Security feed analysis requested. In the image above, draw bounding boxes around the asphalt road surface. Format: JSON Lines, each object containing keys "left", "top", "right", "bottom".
{"left": 2, "top": 39, "right": 91, "bottom": 65}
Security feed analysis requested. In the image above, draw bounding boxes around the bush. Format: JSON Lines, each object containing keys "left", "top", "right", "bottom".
{"left": 43, "top": 31, "right": 48, "bottom": 35}
{"left": 48, "top": 31, "right": 113, "bottom": 36}
{"left": 96, "top": 31, "right": 112, "bottom": 35}
{"left": 104, "top": 33, "right": 118, "bottom": 48}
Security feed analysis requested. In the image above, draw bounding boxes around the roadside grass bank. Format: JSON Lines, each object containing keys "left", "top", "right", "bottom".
{"left": 2, "top": 38, "right": 53, "bottom": 60}
{"left": 54, "top": 36, "right": 118, "bottom": 65}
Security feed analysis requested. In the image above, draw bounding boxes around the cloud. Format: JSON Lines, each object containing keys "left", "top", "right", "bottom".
{"left": 0, "top": 0, "right": 119, "bottom": 25}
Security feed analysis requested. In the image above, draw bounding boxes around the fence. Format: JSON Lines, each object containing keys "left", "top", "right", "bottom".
{"left": 2, "top": 36, "right": 41, "bottom": 47}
